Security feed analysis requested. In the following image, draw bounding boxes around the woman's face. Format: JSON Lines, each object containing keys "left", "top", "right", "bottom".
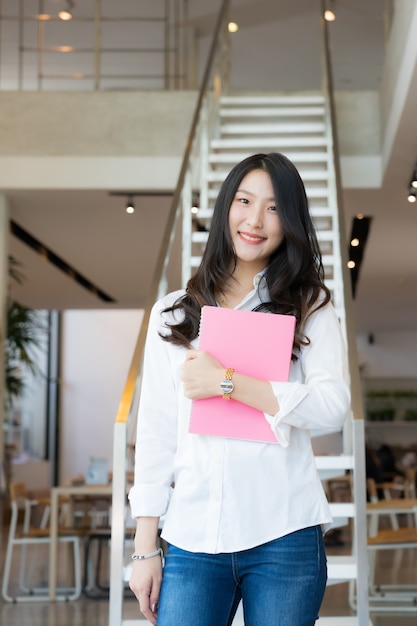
{"left": 228, "top": 168, "right": 284, "bottom": 274}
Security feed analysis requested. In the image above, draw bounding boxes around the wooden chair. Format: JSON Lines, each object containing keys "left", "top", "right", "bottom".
{"left": 364, "top": 478, "right": 417, "bottom": 610}
{"left": 1, "top": 482, "right": 82, "bottom": 602}
{"left": 404, "top": 467, "right": 416, "bottom": 498}
{"left": 366, "top": 476, "right": 412, "bottom": 530}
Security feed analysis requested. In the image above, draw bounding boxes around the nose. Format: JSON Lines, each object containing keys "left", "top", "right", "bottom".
{"left": 246, "top": 205, "right": 263, "bottom": 228}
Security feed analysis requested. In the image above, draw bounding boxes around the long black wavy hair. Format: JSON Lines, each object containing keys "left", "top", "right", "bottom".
{"left": 162, "top": 153, "right": 330, "bottom": 357}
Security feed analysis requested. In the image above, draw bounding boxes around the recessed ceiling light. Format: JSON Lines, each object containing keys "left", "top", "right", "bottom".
{"left": 59, "top": 1, "right": 75, "bottom": 21}
{"left": 59, "top": 10, "right": 73, "bottom": 21}
{"left": 228, "top": 22, "right": 239, "bottom": 33}
{"left": 324, "top": 10, "right": 336, "bottom": 22}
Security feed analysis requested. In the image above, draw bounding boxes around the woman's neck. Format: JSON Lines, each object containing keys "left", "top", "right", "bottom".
{"left": 218, "top": 266, "right": 264, "bottom": 308}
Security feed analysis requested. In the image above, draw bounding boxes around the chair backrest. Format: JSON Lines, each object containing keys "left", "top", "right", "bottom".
{"left": 366, "top": 478, "right": 379, "bottom": 502}
{"left": 9, "top": 481, "right": 27, "bottom": 503}
{"left": 405, "top": 467, "right": 417, "bottom": 498}
{"left": 8, "top": 481, "right": 51, "bottom": 532}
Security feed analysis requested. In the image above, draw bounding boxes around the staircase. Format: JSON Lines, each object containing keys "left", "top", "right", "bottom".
{"left": 188, "top": 92, "right": 369, "bottom": 625}
{"left": 192, "top": 93, "right": 344, "bottom": 328}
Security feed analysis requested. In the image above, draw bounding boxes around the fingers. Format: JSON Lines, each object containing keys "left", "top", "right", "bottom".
{"left": 130, "top": 563, "right": 162, "bottom": 626}
{"left": 181, "top": 350, "right": 224, "bottom": 399}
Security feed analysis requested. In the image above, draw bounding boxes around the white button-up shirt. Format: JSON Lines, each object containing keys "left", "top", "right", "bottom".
{"left": 128, "top": 273, "right": 350, "bottom": 553}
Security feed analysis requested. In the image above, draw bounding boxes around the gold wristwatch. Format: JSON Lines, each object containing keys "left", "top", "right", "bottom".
{"left": 220, "top": 368, "right": 234, "bottom": 400}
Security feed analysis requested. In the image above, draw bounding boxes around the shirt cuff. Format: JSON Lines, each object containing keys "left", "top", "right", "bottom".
{"left": 128, "top": 483, "right": 172, "bottom": 519}
{"left": 264, "top": 381, "right": 309, "bottom": 447}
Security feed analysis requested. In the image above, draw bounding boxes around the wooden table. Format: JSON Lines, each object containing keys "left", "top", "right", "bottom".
{"left": 367, "top": 498, "right": 417, "bottom": 513}
{"left": 367, "top": 497, "right": 417, "bottom": 537}
{"left": 49, "top": 483, "right": 113, "bottom": 600}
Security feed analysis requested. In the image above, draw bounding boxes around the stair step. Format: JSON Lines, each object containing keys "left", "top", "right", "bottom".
{"left": 310, "top": 207, "right": 338, "bottom": 217}
{"left": 207, "top": 171, "right": 329, "bottom": 184}
{"left": 211, "top": 136, "right": 329, "bottom": 149}
{"left": 306, "top": 188, "right": 331, "bottom": 198}
{"left": 221, "top": 122, "right": 326, "bottom": 134}
{"left": 327, "top": 555, "right": 357, "bottom": 581}
{"left": 194, "top": 208, "right": 336, "bottom": 223}
{"left": 317, "top": 231, "right": 337, "bottom": 241}
{"left": 315, "top": 455, "right": 355, "bottom": 470}
{"left": 315, "top": 455, "right": 355, "bottom": 481}
{"left": 229, "top": 609, "right": 372, "bottom": 626}
{"left": 192, "top": 208, "right": 213, "bottom": 220}
{"left": 220, "top": 94, "right": 325, "bottom": 106}
{"left": 328, "top": 502, "right": 356, "bottom": 518}
{"left": 220, "top": 106, "right": 325, "bottom": 118}
{"left": 209, "top": 152, "right": 329, "bottom": 164}
{"left": 320, "top": 615, "right": 372, "bottom": 626}
{"left": 229, "top": 604, "right": 374, "bottom": 626}
{"left": 192, "top": 231, "right": 209, "bottom": 243}
{"left": 191, "top": 256, "right": 203, "bottom": 267}
{"left": 207, "top": 187, "right": 330, "bottom": 199}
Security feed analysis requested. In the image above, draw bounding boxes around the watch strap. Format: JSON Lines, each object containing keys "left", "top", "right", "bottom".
{"left": 221, "top": 367, "right": 234, "bottom": 400}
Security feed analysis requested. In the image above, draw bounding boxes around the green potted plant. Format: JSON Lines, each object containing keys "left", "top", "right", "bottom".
{"left": 5, "top": 256, "right": 46, "bottom": 408}
{"left": 3, "top": 257, "right": 46, "bottom": 498}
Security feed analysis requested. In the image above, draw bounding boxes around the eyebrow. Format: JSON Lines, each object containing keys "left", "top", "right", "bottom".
{"left": 236, "top": 188, "right": 275, "bottom": 202}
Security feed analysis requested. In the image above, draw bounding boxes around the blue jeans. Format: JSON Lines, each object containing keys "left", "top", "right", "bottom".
{"left": 157, "top": 525, "right": 327, "bottom": 626}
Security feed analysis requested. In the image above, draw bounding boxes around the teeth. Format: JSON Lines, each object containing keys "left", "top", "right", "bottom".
{"left": 241, "top": 233, "right": 264, "bottom": 242}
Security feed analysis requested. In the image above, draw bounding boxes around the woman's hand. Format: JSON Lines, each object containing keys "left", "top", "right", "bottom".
{"left": 181, "top": 350, "right": 224, "bottom": 399}
{"left": 129, "top": 557, "right": 163, "bottom": 625}
{"left": 130, "top": 517, "right": 162, "bottom": 625}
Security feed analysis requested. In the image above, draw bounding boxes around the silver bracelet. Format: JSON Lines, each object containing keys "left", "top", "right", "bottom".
{"left": 131, "top": 547, "right": 164, "bottom": 566}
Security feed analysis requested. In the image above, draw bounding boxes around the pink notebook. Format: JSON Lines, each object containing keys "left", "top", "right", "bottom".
{"left": 189, "top": 306, "right": 296, "bottom": 443}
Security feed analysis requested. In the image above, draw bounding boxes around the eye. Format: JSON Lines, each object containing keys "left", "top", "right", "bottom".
{"left": 239, "top": 197, "right": 249, "bottom": 204}
{"left": 267, "top": 205, "right": 277, "bottom": 212}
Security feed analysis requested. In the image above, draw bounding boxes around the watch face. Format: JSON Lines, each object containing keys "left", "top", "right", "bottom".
{"left": 220, "top": 380, "right": 234, "bottom": 394}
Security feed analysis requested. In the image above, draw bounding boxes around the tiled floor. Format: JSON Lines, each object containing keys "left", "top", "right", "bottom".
{"left": 1, "top": 523, "right": 416, "bottom": 625}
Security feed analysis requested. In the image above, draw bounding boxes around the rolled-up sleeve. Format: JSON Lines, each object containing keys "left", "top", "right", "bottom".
{"left": 265, "top": 302, "right": 350, "bottom": 441}
{"left": 128, "top": 299, "right": 179, "bottom": 519}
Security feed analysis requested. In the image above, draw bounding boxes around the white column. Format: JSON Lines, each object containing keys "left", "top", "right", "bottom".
{"left": 0, "top": 194, "right": 9, "bottom": 478}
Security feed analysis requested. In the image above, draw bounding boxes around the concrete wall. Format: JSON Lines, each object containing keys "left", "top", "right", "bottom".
{"left": 0, "top": 91, "right": 198, "bottom": 156}
{"left": 0, "top": 89, "right": 384, "bottom": 193}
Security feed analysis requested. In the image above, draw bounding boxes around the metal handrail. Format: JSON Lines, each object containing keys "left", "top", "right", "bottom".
{"left": 114, "top": 0, "right": 230, "bottom": 429}
{"left": 321, "top": 6, "right": 365, "bottom": 425}
{"left": 320, "top": 3, "right": 369, "bottom": 624}
{"left": 109, "top": 1, "right": 230, "bottom": 624}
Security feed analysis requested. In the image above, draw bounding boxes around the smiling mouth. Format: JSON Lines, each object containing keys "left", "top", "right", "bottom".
{"left": 239, "top": 231, "right": 266, "bottom": 243}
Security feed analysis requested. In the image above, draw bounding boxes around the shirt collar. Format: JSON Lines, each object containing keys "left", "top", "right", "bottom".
{"left": 235, "top": 270, "right": 269, "bottom": 310}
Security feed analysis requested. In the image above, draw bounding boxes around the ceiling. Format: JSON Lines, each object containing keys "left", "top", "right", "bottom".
{"left": 3, "top": 0, "right": 417, "bottom": 335}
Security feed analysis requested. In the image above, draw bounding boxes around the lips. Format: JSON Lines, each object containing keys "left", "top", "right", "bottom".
{"left": 238, "top": 231, "right": 266, "bottom": 244}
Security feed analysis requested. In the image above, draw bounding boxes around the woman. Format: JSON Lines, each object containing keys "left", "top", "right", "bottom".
{"left": 128, "top": 153, "right": 350, "bottom": 625}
